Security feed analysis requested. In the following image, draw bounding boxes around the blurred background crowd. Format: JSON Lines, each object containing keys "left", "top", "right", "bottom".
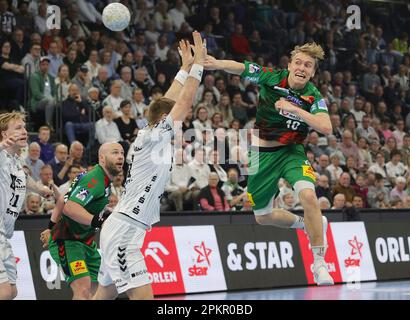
{"left": 0, "top": 0, "right": 409, "bottom": 215}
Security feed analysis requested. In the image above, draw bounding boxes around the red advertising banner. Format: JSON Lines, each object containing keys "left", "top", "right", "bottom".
{"left": 141, "top": 227, "right": 185, "bottom": 295}
{"left": 296, "top": 226, "right": 343, "bottom": 284}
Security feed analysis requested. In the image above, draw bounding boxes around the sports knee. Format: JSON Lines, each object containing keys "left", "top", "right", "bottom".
{"left": 299, "top": 190, "right": 318, "bottom": 206}
{"left": 73, "top": 286, "right": 91, "bottom": 300}
{"left": 255, "top": 214, "right": 269, "bottom": 225}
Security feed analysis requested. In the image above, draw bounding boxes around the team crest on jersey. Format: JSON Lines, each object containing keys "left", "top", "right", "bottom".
{"left": 248, "top": 64, "right": 260, "bottom": 74}
{"left": 76, "top": 188, "right": 89, "bottom": 201}
{"left": 279, "top": 109, "right": 305, "bottom": 122}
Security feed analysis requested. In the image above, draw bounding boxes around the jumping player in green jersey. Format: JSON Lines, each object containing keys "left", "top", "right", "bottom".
{"left": 47, "top": 142, "right": 124, "bottom": 299}
{"left": 204, "top": 43, "right": 334, "bottom": 285}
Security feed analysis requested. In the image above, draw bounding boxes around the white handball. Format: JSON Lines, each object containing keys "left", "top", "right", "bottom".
{"left": 102, "top": 3, "right": 131, "bottom": 32}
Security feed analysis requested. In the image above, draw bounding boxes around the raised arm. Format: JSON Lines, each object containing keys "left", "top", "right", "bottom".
{"left": 169, "top": 31, "right": 207, "bottom": 122}
{"left": 164, "top": 39, "right": 194, "bottom": 102}
{"left": 204, "top": 55, "right": 245, "bottom": 75}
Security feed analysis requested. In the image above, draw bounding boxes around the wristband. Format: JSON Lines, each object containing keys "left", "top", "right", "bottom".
{"left": 174, "top": 70, "right": 189, "bottom": 85}
{"left": 188, "top": 64, "right": 204, "bottom": 82}
{"left": 48, "top": 220, "right": 56, "bottom": 230}
{"left": 91, "top": 214, "right": 104, "bottom": 229}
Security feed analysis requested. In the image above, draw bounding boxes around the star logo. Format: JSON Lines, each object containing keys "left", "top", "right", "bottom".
{"left": 348, "top": 236, "right": 363, "bottom": 257}
{"left": 194, "top": 241, "right": 212, "bottom": 266}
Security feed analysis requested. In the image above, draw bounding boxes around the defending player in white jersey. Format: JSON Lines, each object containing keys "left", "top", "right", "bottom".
{"left": 0, "top": 112, "right": 28, "bottom": 300}
{"left": 94, "top": 31, "right": 207, "bottom": 300}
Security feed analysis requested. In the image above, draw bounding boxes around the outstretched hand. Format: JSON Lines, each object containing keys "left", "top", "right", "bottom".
{"left": 178, "top": 39, "right": 194, "bottom": 72}
{"left": 204, "top": 54, "right": 218, "bottom": 70}
{"left": 191, "top": 31, "right": 207, "bottom": 65}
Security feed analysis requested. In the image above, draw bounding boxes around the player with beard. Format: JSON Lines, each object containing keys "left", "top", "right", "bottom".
{"left": 0, "top": 112, "right": 28, "bottom": 300}
{"left": 48, "top": 142, "right": 124, "bottom": 300}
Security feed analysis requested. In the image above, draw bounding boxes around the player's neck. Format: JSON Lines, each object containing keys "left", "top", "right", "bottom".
{"left": 287, "top": 76, "right": 307, "bottom": 91}
{"left": 6, "top": 146, "right": 20, "bottom": 156}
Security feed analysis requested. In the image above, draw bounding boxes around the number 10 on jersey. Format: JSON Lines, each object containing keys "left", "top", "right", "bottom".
{"left": 286, "top": 120, "right": 300, "bottom": 130}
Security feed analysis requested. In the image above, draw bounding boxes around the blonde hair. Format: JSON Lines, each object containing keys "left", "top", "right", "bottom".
{"left": 0, "top": 112, "right": 26, "bottom": 142}
{"left": 290, "top": 42, "right": 325, "bottom": 69}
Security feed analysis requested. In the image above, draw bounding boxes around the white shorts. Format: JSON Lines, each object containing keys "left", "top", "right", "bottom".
{"left": 98, "top": 213, "right": 151, "bottom": 294}
{"left": 0, "top": 236, "right": 17, "bottom": 285}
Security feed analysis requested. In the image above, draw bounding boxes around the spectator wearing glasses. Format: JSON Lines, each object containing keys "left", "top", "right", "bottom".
{"left": 21, "top": 42, "right": 42, "bottom": 74}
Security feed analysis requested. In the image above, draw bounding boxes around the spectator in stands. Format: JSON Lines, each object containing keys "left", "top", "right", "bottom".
{"left": 69, "top": 141, "right": 87, "bottom": 168}
{"left": 368, "top": 151, "right": 389, "bottom": 182}
{"left": 352, "top": 195, "right": 365, "bottom": 209}
{"left": 58, "top": 164, "right": 82, "bottom": 196}
{"left": 55, "top": 64, "right": 70, "bottom": 101}
{"left": 231, "top": 92, "right": 251, "bottom": 127}
{"left": 110, "top": 171, "right": 125, "bottom": 201}
{"left": 130, "top": 88, "right": 147, "bottom": 119}
{"left": 0, "top": 40, "right": 25, "bottom": 109}
{"left": 153, "top": 0, "right": 172, "bottom": 31}
{"left": 381, "top": 136, "right": 397, "bottom": 162}
{"left": 195, "top": 74, "right": 221, "bottom": 106}
{"left": 392, "top": 119, "right": 406, "bottom": 149}
{"left": 92, "top": 66, "right": 110, "bottom": 101}
{"left": 37, "top": 164, "right": 58, "bottom": 214}
{"left": 29, "top": 56, "right": 57, "bottom": 128}
{"left": 200, "top": 23, "right": 219, "bottom": 57}
{"left": 331, "top": 193, "right": 346, "bottom": 210}
{"left": 356, "top": 115, "right": 378, "bottom": 142}
{"left": 338, "top": 130, "right": 360, "bottom": 167}
{"left": 95, "top": 105, "right": 122, "bottom": 145}
{"left": 62, "top": 84, "right": 93, "bottom": 147}
{"left": 193, "top": 106, "right": 212, "bottom": 139}
{"left": 393, "top": 64, "right": 409, "bottom": 91}
{"left": 361, "top": 64, "right": 381, "bottom": 96}
{"left": 155, "top": 34, "right": 169, "bottom": 62}
{"left": 49, "top": 143, "right": 69, "bottom": 186}
{"left": 168, "top": 0, "right": 189, "bottom": 32}
{"left": 46, "top": 41, "right": 64, "bottom": 78}
{"left": 400, "top": 134, "right": 410, "bottom": 164}
{"left": 102, "top": 80, "right": 123, "bottom": 117}
{"left": 198, "top": 172, "right": 230, "bottom": 212}
{"left": 353, "top": 174, "right": 369, "bottom": 208}
{"left": 22, "top": 42, "right": 41, "bottom": 75}
{"left": 356, "top": 137, "right": 372, "bottom": 170}
{"left": 307, "top": 131, "right": 326, "bottom": 158}
{"left": 84, "top": 49, "right": 101, "bottom": 80}
{"left": 85, "top": 87, "right": 101, "bottom": 120}
{"left": 386, "top": 150, "right": 407, "bottom": 186}
{"left": 114, "top": 100, "right": 138, "bottom": 145}
{"left": 10, "top": 27, "right": 29, "bottom": 62}
{"left": 345, "top": 155, "right": 359, "bottom": 183}
{"left": 330, "top": 114, "right": 343, "bottom": 142}
{"left": 231, "top": 23, "right": 251, "bottom": 58}
{"left": 166, "top": 149, "right": 193, "bottom": 211}
{"left": 119, "top": 66, "right": 137, "bottom": 101}
{"left": 390, "top": 176, "right": 407, "bottom": 203}
{"left": 34, "top": 3, "right": 47, "bottom": 35}
{"left": 15, "top": 1, "right": 34, "bottom": 33}
{"left": 0, "top": 0, "right": 15, "bottom": 37}
{"left": 71, "top": 64, "right": 91, "bottom": 100}
{"left": 25, "top": 142, "right": 44, "bottom": 182}
{"left": 62, "top": 3, "right": 90, "bottom": 39}
{"left": 22, "top": 193, "right": 43, "bottom": 215}
{"left": 76, "top": 38, "right": 88, "bottom": 65}
{"left": 314, "top": 154, "right": 331, "bottom": 181}
{"left": 195, "top": 89, "right": 218, "bottom": 116}
{"left": 367, "top": 173, "right": 390, "bottom": 208}
{"left": 34, "top": 126, "right": 53, "bottom": 163}
{"left": 326, "top": 153, "right": 343, "bottom": 186}
{"left": 318, "top": 197, "right": 331, "bottom": 210}
{"left": 316, "top": 174, "right": 333, "bottom": 203}
{"left": 188, "top": 147, "right": 211, "bottom": 190}
{"left": 63, "top": 48, "right": 78, "bottom": 79}
{"left": 332, "top": 172, "right": 356, "bottom": 207}
{"left": 221, "top": 168, "right": 247, "bottom": 211}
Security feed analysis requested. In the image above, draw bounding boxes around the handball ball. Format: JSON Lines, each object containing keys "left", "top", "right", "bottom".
{"left": 102, "top": 3, "right": 131, "bottom": 32}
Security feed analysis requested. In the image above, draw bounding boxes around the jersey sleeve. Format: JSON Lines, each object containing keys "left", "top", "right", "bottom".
{"left": 309, "top": 88, "right": 329, "bottom": 115}
{"left": 68, "top": 173, "right": 103, "bottom": 207}
{"left": 240, "top": 61, "right": 281, "bottom": 85}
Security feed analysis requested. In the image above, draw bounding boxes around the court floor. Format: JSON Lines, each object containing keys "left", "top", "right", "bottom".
{"left": 158, "top": 280, "right": 410, "bottom": 300}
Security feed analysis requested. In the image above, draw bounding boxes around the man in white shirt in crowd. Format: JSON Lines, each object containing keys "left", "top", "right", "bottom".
{"left": 356, "top": 115, "right": 378, "bottom": 142}
{"left": 187, "top": 147, "right": 211, "bottom": 209}
{"left": 165, "top": 149, "right": 192, "bottom": 211}
{"left": 331, "top": 193, "right": 346, "bottom": 209}
{"left": 350, "top": 96, "right": 366, "bottom": 125}
{"left": 131, "top": 88, "right": 148, "bottom": 119}
{"left": 392, "top": 119, "right": 406, "bottom": 149}
{"left": 110, "top": 171, "right": 125, "bottom": 200}
{"left": 95, "top": 106, "right": 123, "bottom": 145}
{"left": 221, "top": 168, "right": 247, "bottom": 210}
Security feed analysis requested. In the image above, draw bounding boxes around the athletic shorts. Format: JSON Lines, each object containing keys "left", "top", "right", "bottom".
{"left": 247, "top": 144, "right": 316, "bottom": 215}
{"left": 48, "top": 238, "right": 101, "bottom": 284}
{"left": 0, "top": 236, "right": 17, "bottom": 285}
{"left": 98, "top": 213, "right": 151, "bottom": 295}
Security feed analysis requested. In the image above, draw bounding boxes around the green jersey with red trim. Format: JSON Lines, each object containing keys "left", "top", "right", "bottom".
{"left": 51, "top": 164, "right": 111, "bottom": 244}
{"left": 241, "top": 61, "right": 328, "bottom": 144}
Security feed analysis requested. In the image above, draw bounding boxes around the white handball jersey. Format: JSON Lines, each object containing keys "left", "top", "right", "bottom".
{"left": 115, "top": 114, "right": 178, "bottom": 227}
{"left": 0, "top": 150, "right": 26, "bottom": 239}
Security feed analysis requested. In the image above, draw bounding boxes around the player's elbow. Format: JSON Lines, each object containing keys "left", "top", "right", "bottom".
{"left": 321, "top": 125, "right": 333, "bottom": 135}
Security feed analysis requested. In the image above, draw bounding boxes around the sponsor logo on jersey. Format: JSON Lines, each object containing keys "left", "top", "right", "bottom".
{"left": 302, "top": 165, "right": 316, "bottom": 181}
{"left": 317, "top": 99, "right": 328, "bottom": 110}
{"left": 75, "top": 188, "right": 89, "bottom": 201}
{"left": 70, "top": 260, "right": 88, "bottom": 276}
{"left": 247, "top": 193, "right": 255, "bottom": 206}
{"left": 279, "top": 109, "right": 304, "bottom": 122}
{"left": 248, "top": 64, "right": 260, "bottom": 74}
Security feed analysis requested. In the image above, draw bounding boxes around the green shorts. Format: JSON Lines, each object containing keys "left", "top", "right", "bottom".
{"left": 247, "top": 144, "right": 316, "bottom": 215}
{"left": 49, "top": 238, "right": 101, "bottom": 284}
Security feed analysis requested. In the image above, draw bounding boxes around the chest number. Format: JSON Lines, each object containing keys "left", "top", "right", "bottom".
{"left": 286, "top": 120, "right": 301, "bottom": 130}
